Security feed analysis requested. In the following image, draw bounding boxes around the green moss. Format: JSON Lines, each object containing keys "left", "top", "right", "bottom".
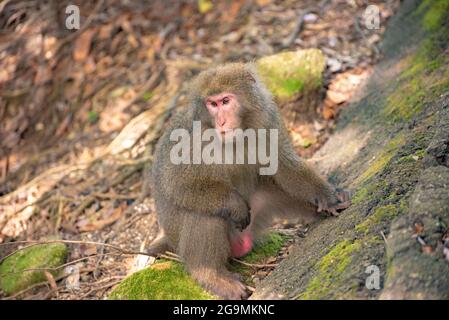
{"left": 230, "top": 232, "right": 289, "bottom": 276}
{"left": 398, "top": 148, "right": 426, "bottom": 163}
{"left": 382, "top": 0, "right": 449, "bottom": 124}
{"left": 142, "top": 91, "right": 154, "bottom": 101}
{"left": 257, "top": 49, "right": 325, "bottom": 101}
{"left": 110, "top": 232, "right": 288, "bottom": 299}
{"left": 0, "top": 243, "right": 68, "bottom": 294}
{"left": 417, "top": 0, "right": 449, "bottom": 31}
{"left": 298, "top": 239, "right": 361, "bottom": 300}
{"left": 355, "top": 205, "right": 398, "bottom": 235}
{"left": 109, "top": 261, "right": 214, "bottom": 300}
{"left": 87, "top": 110, "right": 99, "bottom": 123}
{"left": 243, "top": 232, "right": 288, "bottom": 263}
{"left": 355, "top": 134, "right": 406, "bottom": 184}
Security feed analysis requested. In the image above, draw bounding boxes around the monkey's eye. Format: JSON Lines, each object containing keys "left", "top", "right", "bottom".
{"left": 211, "top": 101, "right": 217, "bottom": 107}
{"left": 222, "top": 97, "right": 229, "bottom": 105}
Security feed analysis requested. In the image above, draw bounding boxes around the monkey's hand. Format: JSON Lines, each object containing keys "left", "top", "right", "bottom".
{"left": 216, "top": 192, "right": 250, "bottom": 231}
{"left": 316, "top": 188, "right": 351, "bottom": 216}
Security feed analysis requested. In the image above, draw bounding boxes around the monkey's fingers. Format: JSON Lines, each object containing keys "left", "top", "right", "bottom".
{"left": 334, "top": 200, "right": 351, "bottom": 211}
{"left": 328, "top": 207, "right": 339, "bottom": 217}
{"left": 317, "top": 201, "right": 324, "bottom": 213}
{"left": 231, "top": 212, "right": 251, "bottom": 231}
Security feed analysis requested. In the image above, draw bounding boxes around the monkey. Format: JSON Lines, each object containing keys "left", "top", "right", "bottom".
{"left": 148, "top": 63, "right": 351, "bottom": 299}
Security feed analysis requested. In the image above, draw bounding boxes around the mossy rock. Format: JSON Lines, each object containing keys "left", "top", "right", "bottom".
{"left": 256, "top": 49, "right": 325, "bottom": 101}
{"left": 298, "top": 239, "right": 362, "bottom": 300}
{"left": 109, "top": 261, "right": 215, "bottom": 300}
{"left": 109, "top": 232, "right": 288, "bottom": 300}
{"left": 0, "top": 243, "right": 68, "bottom": 295}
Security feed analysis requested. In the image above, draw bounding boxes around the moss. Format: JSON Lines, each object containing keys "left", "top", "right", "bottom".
{"left": 298, "top": 239, "right": 361, "bottom": 300}
{"left": 382, "top": 0, "right": 449, "bottom": 124}
{"left": 0, "top": 243, "right": 68, "bottom": 295}
{"left": 109, "top": 261, "right": 215, "bottom": 300}
{"left": 230, "top": 232, "right": 289, "bottom": 276}
{"left": 256, "top": 49, "right": 325, "bottom": 101}
{"left": 110, "top": 232, "right": 288, "bottom": 299}
{"left": 142, "top": 91, "right": 154, "bottom": 101}
{"left": 417, "top": 0, "right": 449, "bottom": 31}
{"left": 355, "top": 205, "right": 398, "bottom": 235}
{"left": 397, "top": 148, "right": 426, "bottom": 163}
{"left": 354, "top": 134, "right": 406, "bottom": 184}
{"left": 352, "top": 179, "right": 389, "bottom": 205}
{"left": 243, "top": 232, "right": 288, "bottom": 263}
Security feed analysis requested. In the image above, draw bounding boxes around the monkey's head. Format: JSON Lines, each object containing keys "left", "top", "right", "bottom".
{"left": 189, "top": 63, "right": 273, "bottom": 140}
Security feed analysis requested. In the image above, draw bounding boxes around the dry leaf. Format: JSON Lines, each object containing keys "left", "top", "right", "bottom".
{"left": 413, "top": 220, "right": 424, "bottom": 234}
{"left": 73, "top": 29, "right": 96, "bottom": 62}
{"left": 44, "top": 271, "right": 58, "bottom": 290}
{"left": 77, "top": 203, "right": 125, "bottom": 232}
{"left": 198, "top": 0, "right": 213, "bottom": 14}
{"left": 422, "top": 246, "right": 433, "bottom": 254}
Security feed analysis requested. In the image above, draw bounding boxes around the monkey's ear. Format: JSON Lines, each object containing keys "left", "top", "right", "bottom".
{"left": 244, "top": 62, "right": 258, "bottom": 83}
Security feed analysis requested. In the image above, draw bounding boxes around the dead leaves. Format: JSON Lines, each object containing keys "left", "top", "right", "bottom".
{"left": 412, "top": 219, "right": 449, "bottom": 261}
{"left": 322, "top": 67, "right": 372, "bottom": 120}
{"left": 73, "top": 29, "right": 96, "bottom": 62}
{"left": 76, "top": 202, "right": 126, "bottom": 233}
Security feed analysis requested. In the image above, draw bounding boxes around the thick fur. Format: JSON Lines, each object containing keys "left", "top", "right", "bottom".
{"left": 149, "top": 63, "right": 342, "bottom": 299}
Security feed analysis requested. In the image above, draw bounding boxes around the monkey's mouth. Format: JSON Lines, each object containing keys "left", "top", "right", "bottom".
{"left": 216, "top": 128, "right": 238, "bottom": 142}
{"left": 217, "top": 128, "right": 235, "bottom": 135}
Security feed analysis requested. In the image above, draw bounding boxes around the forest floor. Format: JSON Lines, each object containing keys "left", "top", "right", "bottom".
{"left": 0, "top": 0, "right": 402, "bottom": 299}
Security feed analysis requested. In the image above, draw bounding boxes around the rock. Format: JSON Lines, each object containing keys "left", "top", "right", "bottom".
{"left": 0, "top": 242, "right": 68, "bottom": 294}
{"left": 256, "top": 49, "right": 325, "bottom": 102}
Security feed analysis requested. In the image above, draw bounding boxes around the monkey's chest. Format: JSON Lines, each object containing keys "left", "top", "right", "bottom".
{"left": 227, "top": 165, "right": 259, "bottom": 200}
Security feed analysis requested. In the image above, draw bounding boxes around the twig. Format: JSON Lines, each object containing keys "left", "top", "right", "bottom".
{"left": 231, "top": 258, "right": 278, "bottom": 269}
{"left": 91, "top": 192, "right": 140, "bottom": 200}
{"left": 380, "top": 231, "right": 388, "bottom": 244}
{"left": 57, "top": 0, "right": 105, "bottom": 48}
{"left": 283, "top": 10, "right": 308, "bottom": 48}
{"left": 120, "top": 66, "right": 165, "bottom": 111}
{"left": 0, "top": 252, "right": 122, "bottom": 278}
{"left": 159, "top": 254, "right": 182, "bottom": 263}
{"left": 3, "top": 267, "right": 96, "bottom": 300}
{"left": 3, "top": 273, "right": 69, "bottom": 300}
{"left": 78, "top": 278, "right": 123, "bottom": 299}
{"left": 0, "top": 239, "right": 152, "bottom": 264}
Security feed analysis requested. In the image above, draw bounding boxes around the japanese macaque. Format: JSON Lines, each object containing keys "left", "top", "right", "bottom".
{"left": 148, "top": 63, "right": 350, "bottom": 299}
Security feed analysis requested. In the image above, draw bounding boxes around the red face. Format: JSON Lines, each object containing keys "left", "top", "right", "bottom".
{"left": 205, "top": 92, "right": 241, "bottom": 138}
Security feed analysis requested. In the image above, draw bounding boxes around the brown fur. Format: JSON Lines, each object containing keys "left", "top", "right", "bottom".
{"left": 149, "top": 63, "right": 350, "bottom": 299}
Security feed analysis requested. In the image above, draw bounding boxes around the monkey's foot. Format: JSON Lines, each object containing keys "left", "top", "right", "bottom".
{"left": 210, "top": 275, "right": 249, "bottom": 300}
{"left": 194, "top": 270, "right": 250, "bottom": 300}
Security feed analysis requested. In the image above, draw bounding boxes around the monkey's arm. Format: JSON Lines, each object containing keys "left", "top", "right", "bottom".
{"left": 274, "top": 147, "right": 350, "bottom": 216}
{"left": 166, "top": 174, "right": 250, "bottom": 231}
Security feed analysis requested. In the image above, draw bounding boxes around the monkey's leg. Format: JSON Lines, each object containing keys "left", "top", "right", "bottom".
{"left": 249, "top": 185, "right": 319, "bottom": 240}
{"left": 178, "top": 212, "right": 249, "bottom": 300}
{"left": 147, "top": 230, "right": 173, "bottom": 256}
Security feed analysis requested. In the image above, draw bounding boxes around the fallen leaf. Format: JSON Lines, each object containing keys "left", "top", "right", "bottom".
{"left": 73, "top": 29, "right": 96, "bottom": 62}
{"left": 422, "top": 246, "right": 433, "bottom": 254}
{"left": 44, "top": 271, "right": 58, "bottom": 290}
{"left": 76, "top": 203, "right": 125, "bottom": 232}
{"left": 413, "top": 220, "right": 424, "bottom": 234}
{"left": 198, "top": 0, "right": 213, "bottom": 14}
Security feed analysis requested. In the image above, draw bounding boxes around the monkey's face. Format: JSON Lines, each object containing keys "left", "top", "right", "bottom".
{"left": 191, "top": 63, "right": 267, "bottom": 141}
{"left": 205, "top": 92, "right": 242, "bottom": 141}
